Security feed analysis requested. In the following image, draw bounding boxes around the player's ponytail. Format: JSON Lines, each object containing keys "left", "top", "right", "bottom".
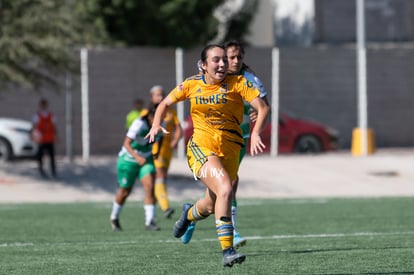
{"left": 142, "top": 103, "right": 159, "bottom": 125}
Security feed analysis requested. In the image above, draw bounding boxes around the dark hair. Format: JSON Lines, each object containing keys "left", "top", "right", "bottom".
{"left": 223, "top": 39, "right": 251, "bottom": 73}
{"left": 199, "top": 44, "right": 226, "bottom": 74}
{"left": 144, "top": 103, "right": 159, "bottom": 119}
{"left": 224, "top": 40, "right": 245, "bottom": 56}
{"left": 141, "top": 103, "right": 159, "bottom": 127}
{"left": 200, "top": 44, "right": 225, "bottom": 63}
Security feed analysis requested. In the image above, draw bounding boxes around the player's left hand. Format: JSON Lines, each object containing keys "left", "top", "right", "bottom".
{"left": 250, "top": 133, "right": 265, "bottom": 156}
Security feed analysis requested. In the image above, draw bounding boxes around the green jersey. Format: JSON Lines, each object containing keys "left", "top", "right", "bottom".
{"left": 118, "top": 118, "right": 152, "bottom": 162}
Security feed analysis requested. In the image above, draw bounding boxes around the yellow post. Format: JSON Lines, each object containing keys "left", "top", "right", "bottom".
{"left": 351, "top": 128, "right": 376, "bottom": 156}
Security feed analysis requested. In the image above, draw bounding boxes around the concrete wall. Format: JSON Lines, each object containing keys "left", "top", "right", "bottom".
{"left": 1, "top": 45, "right": 413, "bottom": 156}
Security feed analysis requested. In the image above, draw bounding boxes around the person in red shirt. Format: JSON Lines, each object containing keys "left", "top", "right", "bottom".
{"left": 31, "top": 99, "right": 57, "bottom": 178}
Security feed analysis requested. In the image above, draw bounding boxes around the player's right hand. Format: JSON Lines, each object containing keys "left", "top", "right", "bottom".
{"left": 249, "top": 107, "right": 258, "bottom": 122}
{"left": 145, "top": 126, "right": 169, "bottom": 143}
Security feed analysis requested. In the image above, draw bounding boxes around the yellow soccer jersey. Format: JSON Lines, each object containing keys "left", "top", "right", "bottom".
{"left": 169, "top": 74, "right": 260, "bottom": 157}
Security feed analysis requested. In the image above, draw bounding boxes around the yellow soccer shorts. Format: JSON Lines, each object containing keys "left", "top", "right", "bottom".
{"left": 187, "top": 137, "right": 240, "bottom": 181}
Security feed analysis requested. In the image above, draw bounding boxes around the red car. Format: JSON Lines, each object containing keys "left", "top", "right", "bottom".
{"left": 182, "top": 112, "right": 339, "bottom": 154}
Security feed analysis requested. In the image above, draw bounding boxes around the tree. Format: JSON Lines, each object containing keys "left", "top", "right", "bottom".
{"left": 0, "top": 0, "right": 106, "bottom": 91}
{"left": 91, "top": 0, "right": 257, "bottom": 48}
{"left": 0, "top": 0, "right": 257, "bottom": 91}
{"left": 223, "top": 0, "right": 258, "bottom": 44}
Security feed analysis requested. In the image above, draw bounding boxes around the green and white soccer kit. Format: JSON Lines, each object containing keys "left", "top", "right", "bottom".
{"left": 117, "top": 118, "right": 155, "bottom": 188}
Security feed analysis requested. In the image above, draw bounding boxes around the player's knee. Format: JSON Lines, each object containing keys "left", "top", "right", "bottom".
{"left": 217, "top": 182, "right": 233, "bottom": 201}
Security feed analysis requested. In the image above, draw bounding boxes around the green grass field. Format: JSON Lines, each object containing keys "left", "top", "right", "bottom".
{"left": 1, "top": 197, "right": 414, "bottom": 274}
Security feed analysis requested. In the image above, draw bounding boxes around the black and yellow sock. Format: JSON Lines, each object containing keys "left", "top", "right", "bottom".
{"left": 216, "top": 217, "right": 234, "bottom": 250}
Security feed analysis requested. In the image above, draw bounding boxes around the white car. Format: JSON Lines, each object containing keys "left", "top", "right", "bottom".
{"left": 0, "top": 118, "right": 38, "bottom": 162}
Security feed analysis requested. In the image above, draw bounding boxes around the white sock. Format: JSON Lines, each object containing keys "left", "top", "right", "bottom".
{"left": 144, "top": 204, "right": 155, "bottom": 226}
{"left": 232, "top": 205, "right": 238, "bottom": 234}
{"left": 110, "top": 201, "right": 123, "bottom": 220}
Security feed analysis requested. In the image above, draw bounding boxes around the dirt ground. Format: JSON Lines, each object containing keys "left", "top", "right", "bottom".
{"left": 1, "top": 149, "right": 414, "bottom": 203}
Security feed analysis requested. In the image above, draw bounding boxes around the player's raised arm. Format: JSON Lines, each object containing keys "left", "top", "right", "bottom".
{"left": 145, "top": 96, "right": 173, "bottom": 142}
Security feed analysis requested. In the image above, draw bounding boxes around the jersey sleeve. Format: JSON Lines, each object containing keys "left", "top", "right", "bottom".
{"left": 126, "top": 119, "right": 144, "bottom": 139}
{"left": 253, "top": 75, "right": 267, "bottom": 98}
{"left": 238, "top": 77, "right": 260, "bottom": 103}
{"left": 244, "top": 71, "right": 267, "bottom": 98}
{"left": 169, "top": 82, "right": 188, "bottom": 103}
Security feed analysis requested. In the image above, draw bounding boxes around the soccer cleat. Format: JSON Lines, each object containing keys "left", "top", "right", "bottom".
{"left": 145, "top": 221, "right": 161, "bottom": 231}
{"left": 222, "top": 247, "right": 246, "bottom": 267}
{"left": 233, "top": 232, "right": 247, "bottom": 248}
{"left": 181, "top": 222, "right": 196, "bottom": 244}
{"left": 164, "top": 208, "right": 175, "bottom": 219}
{"left": 173, "top": 203, "right": 192, "bottom": 238}
{"left": 110, "top": 219, "right": 122, "bottom": 232}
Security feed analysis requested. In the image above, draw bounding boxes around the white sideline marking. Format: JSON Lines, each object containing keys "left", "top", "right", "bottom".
{"left": 195, "top": 231, "right": 414, "bottom": 243}
{"left": 2, "top": 231, "right": 414, "bottom": 248}
{"left": 0, "top": 242, "right": 33, "bottom": 247}
{"left": 247, "top": 231, "right": 414, "bottom": 240}
{"left": 237, "top": 198, "right": 329, "bottom": 206}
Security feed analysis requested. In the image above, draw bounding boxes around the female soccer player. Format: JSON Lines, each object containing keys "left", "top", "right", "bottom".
{"left": 110, "top": 105, "right": 161, "bottom": 232}
{"left": 225, "top": 39, "right": 269, "bottom": 247}
{"left": 146, "top": 44, "right": 269, "bottom": 267}
{"left": 148, "top": 85, "right": 183, "bottom": 219}
{"left": 181, "top": 40, "right": 269, "bottom": 248}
